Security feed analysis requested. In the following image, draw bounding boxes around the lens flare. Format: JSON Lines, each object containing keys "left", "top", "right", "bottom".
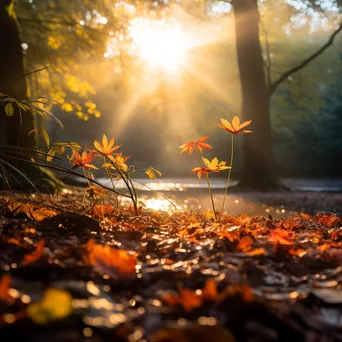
{"left": 129, "top": 18, "right": 189, "bottom": 71}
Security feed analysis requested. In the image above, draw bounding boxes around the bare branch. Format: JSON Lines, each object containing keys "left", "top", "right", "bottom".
{"left": 24, "top": 65, "right": 50, "bottom": 78}
{"left": 269, "top": 21, "right": 342, "bottom": 96}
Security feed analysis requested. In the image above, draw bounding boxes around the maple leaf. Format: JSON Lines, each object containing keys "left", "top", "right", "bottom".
{"left": 94, "top": 134, "right": 121, "bottom": 156}
{"left": 27, "top": 288, "right": 72, "bottom": 324}
{"left": 0, "top": 275, "right": 14, "bottom": 303}
{"left": 202, "top": 157, "right": 230, "bottom": 172}
{"left": 191, "top": 157, "right": 230, "bottom": 179}
{"left": 85, "top": 241, "right": 136, "bottom": 277}
{"left": 215, "top": 116, "right": 252, "bottom": 134}
{"left": 31, "top": 207, "right": 58, "bottom": 221}
{"left": 22, "top": 240, "right": 45, "bottom": 265}
{"left": 104, "top": 152, "right": 130, "bottom": 173}
{"left": 145, "top": 167, "right": 162, "bottom": 179}
{"left": 6, "top": 198, "right": 57, "bottom": 221}
{"left": 191, "top": 166, "right": 210, "bottom": 179}
{"left": 92, "top": 204, "right": 115, "bottom": 218}
{"left": 71, "top": 151, "right": 97, "bottom": 170}
{"left": 179, "top": 136, "right": 213, "bottom": 155}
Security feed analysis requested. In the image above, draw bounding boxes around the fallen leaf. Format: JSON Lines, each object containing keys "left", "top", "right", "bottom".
{"left": 0, "top": 275, "right": 14, "bottom": 303}
{"left": 22, "top": 240, "right": 45, "bottom": 265}
{"left": 27, "top": 288, "right": 72, "bottom": 324}
{"left": 85, "top": 242, "right": 136, "bottom": 277}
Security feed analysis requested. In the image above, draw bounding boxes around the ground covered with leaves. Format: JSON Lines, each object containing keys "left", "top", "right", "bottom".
{"left": 0, "top": 190, "right": 341, "bottom": 342}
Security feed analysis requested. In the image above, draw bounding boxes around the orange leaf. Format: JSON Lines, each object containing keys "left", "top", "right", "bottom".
{"left": 270, "top": 229, "right": 293, "bottom": 246}
{"left": 23, "top": 240, "right": 45, "bottom": 265}
{"left": 92, "top": 204, "right": 115, "bottom": 218}
{"left": 31, "top": 208, "right": 58, "bottom": 221}
{"left": 86, "top": 243, "right": 136, "bottom": 277}
{"left": 0, "top": 275, "right": 14, "bottom": 303}
{"left": 202, "top": 278, "right": 218, "bottom": 300}
{"left": 237, "top": 236, "right": 253, "bottom": 253}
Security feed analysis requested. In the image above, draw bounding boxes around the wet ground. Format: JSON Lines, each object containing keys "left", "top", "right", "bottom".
{"left": 0, "top": 186, "right": 341, "bottom": 341}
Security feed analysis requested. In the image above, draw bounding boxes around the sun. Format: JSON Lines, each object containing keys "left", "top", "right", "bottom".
{"left": 129, "top": 18, "right": 189, "bottom": 71}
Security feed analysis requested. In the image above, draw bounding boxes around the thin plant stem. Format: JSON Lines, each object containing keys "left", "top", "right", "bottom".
{"left": 196, "top": 151, "right": 217, "bottom": 220}
{"left": 104, "top": 157, "right": 118, "bottom": 207}
{"left": 105, "top": 156, "right": 138, "bottom": 215}
{"left": 205, "top": 173, "right": 217, "bottom": 220}
{"left": 220, "top": 134, "right": 234, "bottom": 215}
{"left": 82, "top": 167, "right": 91, "bottom": 206}
{"left": 87, "top": 147, "right": 138, "bottom": 215}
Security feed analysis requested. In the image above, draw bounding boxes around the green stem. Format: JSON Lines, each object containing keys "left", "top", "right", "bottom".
{"left": 221, "top": 134, "right": 234, "bottom": 215}
{"left": 205, "top": 172, "right": 217, "bottom": 220}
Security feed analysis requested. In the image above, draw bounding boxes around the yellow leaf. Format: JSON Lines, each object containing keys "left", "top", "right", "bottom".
{"left": 42, "top": 128, "right": 50, "bottom": 147}
{"left": 27, "top": 288, "right": 72, "bottom": 324}
{"left": 5, "top": 103, "right": 14, "bottom": 116}
{"left": 145, "top": 167, "right": 162, "bottom": 179}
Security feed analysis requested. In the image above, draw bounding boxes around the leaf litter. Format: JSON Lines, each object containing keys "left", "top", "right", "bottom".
{"left": 0, "top": 191, "right": 341, "bottom": 342}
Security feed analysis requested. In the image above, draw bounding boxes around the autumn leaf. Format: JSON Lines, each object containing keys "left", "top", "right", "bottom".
{"left": 179, "top": 136, "right": 213, "bottom": 155}
{"left": 236, "top": 236, "right": 254, "bottom": 253}
{"left": 86, "top": 185, "right": 107, "bottom": 198}
{"left": 191, "top": 157, "right": 230, "bottom": 179}
{"left": 30, "top": 207, "right": 58, "bottom": 221}
{"left": 92, "top": 204, "right": 115, "bottom": 218}
{"left": 94, "top": 134, "right": 121, "bottom": 156}
{"left": 41, "top": 127, "right": 50, "bottom": 147}
{"left": 202, "top": 278, "right": 218, "bottom": 300}
{"left": 5, "top": 103, "right": 14, "bottom": 116}
{"left": 270, "top": 228, "right": 293, "bottom": 246}
{"left": 70, "top": 151, "right": 97, "bottom": 170}
{"left": 85, "top": 241, "right": 136, "bottom": 278}
{"left": 27, "top": 288, "right": 72, "bottom": 324}
{"left": 22, "top": 240, "right": 45, "bottom": 265}
{"left": 202, "top": 157, "right": 230, "bottom": 172}
{"left": 151, "top": 324, "right": 236, "bottom": 342}
{"left": 162, "top": 279, "right": 224, "bottom": 312}
{"left": 215, "top": 116, "right": 252, "bottom": 134}
{"left": 0, "top": 275, "right": 14, "bottom": 303}
{"left": 146, "top": 167, "right": 162, "bottom": 179}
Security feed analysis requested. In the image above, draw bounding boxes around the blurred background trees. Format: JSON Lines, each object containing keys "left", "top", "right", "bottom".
{"left": 1, "top": 0, "right": 342, "bottom": 189}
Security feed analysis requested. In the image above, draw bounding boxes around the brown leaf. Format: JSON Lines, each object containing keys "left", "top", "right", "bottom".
{"left": 31, "top": 208, "right": 58, "bottom": 221}
{"left": 151, "top": 324, "right": 236, "bottom": 342}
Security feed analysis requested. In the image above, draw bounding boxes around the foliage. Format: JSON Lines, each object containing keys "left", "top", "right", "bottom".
{"left": 27, "top": 288, "right": 72, "bottom": 324}
{"left": 84, "top": 239, "right": 137, "bottom": 278}
{"left": 44, "top": 134, "right": 162, "bottom": 214}
{"left": 0, "top": 195, "right": 341, "bottom": 339}
{"left": 180, "top": 116, "right": 251, "bottom": 219}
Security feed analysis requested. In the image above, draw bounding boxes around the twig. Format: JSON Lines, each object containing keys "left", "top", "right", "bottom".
{"left": 270, "top": 21, "right": 342, "bottom": 95}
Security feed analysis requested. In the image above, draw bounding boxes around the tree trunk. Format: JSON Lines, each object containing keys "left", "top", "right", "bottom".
{"left": 0, "top": 0, "right": 36, "bottom": 148}
{"left": 232, "top": 0, "right": 283, "bottom": 191}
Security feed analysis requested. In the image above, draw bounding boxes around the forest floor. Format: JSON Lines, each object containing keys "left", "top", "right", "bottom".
{"left": 0, "top": 187, "right": 341, "bottom": 342}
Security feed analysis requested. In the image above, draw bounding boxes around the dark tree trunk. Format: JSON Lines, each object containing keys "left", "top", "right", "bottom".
{"left": 232, "top": 0, "right": 283, "bottom": 191}
{"left": 0, "top": 0, "right": 36, "bottom": 148}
